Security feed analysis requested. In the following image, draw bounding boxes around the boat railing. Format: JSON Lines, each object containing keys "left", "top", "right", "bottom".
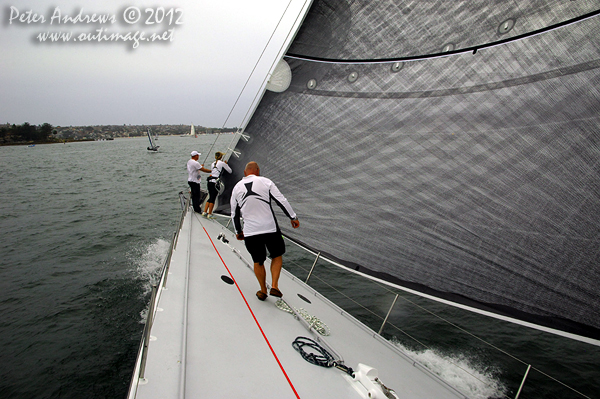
{"left": 128, "top": 192, "right": 190, "bottom": 397}
{"left": 138, "top": 284, "right": 158, "bottom": 380}
{"left": 215, "top": 215, "right": 592, "bottom": 399}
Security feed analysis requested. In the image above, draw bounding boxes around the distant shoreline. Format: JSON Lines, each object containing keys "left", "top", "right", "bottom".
{"left": 0, "top": 138, "right": 95, "bottom": 147}
{"left": 1, "top": 123, "right": 237, "bottom": 146}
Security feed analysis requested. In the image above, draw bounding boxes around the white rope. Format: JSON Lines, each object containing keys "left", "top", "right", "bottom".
{"left": 275, "top": 299, "right": 331, "bottom": 336}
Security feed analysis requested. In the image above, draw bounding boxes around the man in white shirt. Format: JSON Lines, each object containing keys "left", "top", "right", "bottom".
{"left": 231, "top": 162, "right": 300, "bottom": 301}
{"left": 187, "top": 151, "right": 210, "bottom": 213}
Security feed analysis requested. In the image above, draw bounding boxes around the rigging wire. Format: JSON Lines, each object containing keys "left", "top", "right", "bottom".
{"left": 221, "top": 0, "right": 296, "bottom": 129}
{"left": 237, "top": 0, "right": 312, "bottom": 130}
{"left": 220, "top": 0, "right": 313, "bottom": 163}
{"left": 201, "top": 133, "right": 221, "bottom": 165}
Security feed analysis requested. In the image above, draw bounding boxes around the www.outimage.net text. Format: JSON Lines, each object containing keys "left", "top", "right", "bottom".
{"left": 7, "top": 6, "right": 183, "bottom": 49}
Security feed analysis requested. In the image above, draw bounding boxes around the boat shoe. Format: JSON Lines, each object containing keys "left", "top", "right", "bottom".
{"left": 269, "top": 288, "right": 283, "bottom": 298}
{"left": 256, "top": 291, "right": 267, "bottom": 301}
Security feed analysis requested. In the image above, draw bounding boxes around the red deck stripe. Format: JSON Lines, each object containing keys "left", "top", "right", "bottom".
{"left": 202, "top": 226, "right": 301, "bottom": 399}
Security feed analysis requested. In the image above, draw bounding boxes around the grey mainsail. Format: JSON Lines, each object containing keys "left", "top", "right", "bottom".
{"left": 221, "top": 0, "right": 600, "bottom": 342}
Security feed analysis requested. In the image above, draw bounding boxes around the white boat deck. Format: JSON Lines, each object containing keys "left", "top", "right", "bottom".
{"left": 128, "top": 211, "right": 468, "bottom": 399}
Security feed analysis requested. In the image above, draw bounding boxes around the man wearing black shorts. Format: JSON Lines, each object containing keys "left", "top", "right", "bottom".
{"left": 187, "top": 151, "right": 210, "bottom": 213}
{"left": 231, "top": 161, "right": 300, "bottom": 301}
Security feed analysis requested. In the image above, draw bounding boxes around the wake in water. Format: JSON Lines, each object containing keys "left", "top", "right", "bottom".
{"left": 129, "top": 238, "right": 170, "bottom": 321}
{"left": 390, "top": 337, "right": 507, "bottom": 399}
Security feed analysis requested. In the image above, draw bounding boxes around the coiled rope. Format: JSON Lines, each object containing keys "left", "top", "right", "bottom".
{"left": 292, "top": 337, "right": 354, "bottom": 376}
{"left": 275, "top": 299, "right": 331, "bottom": 336}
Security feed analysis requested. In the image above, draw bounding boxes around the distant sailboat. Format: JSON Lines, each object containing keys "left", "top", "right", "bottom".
{"left": 146, "top": 128, "right": 159, "bottom": 151}
{"left": 180, "top": 124, "right": 195, "bottom": 137}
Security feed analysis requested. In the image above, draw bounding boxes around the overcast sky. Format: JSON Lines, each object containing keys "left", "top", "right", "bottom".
{"left": 1, "top": 0, "right": 308, "bottom": 127}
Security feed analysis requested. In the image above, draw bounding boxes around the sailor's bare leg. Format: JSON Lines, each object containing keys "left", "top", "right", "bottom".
{"left": 254, "top": 263, "right": 267, "bottom": 294}
{"left": 270, "top": 256, "right": 282, "bottom": 290}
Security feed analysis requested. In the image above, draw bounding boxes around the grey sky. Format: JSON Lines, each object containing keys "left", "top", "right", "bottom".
{"left": 1, "top": 0, "right": 306, "bottom": 127}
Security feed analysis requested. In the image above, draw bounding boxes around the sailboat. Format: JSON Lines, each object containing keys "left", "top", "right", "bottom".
{"left": 181, "top": 124, "right": 196, "bottom": 137}
{"left": 128, "top": 1, "right": 600, "bottom": 398}
{"left": 146, "top": 128, "right": 159, "bottom": 151}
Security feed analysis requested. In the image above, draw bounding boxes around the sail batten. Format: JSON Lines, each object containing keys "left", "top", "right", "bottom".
{"left": 285, "top": 8, "right": 600, "bottom": 64}
{"left": 221, "top": 0, "right": 600, "bottom": 341}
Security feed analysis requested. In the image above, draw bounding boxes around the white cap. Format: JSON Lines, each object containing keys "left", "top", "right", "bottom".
{"left": 191, "top": 151, "right": 200, "bottom": 157}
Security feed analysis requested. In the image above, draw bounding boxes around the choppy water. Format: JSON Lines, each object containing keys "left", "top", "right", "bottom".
{"left": 0, "top": 135, "right": 598, "bottom": 399}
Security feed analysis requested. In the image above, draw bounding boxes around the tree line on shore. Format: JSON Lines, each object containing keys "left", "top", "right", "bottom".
{"left": 1, "top": 123, "right": 58, "bottom": 145}
{"left": 1, "top": 123, "right": 238, "bottom": 145}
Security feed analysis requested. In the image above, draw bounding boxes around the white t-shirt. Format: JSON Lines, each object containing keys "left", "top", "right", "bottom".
{"left": 210, "top": 160, "right": 232, "bottom": 178}
{"left": 187, "top": 159, "right": 202, "bottom": 183}
{"left": 230, "top": 174, "right": 296, "bottom": 237}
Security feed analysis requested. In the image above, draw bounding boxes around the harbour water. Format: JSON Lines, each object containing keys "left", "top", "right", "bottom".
{"left": 0, "top": 135, "right": 598, "bottom": 398}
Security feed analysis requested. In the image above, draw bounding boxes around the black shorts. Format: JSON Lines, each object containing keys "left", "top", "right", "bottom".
{"left": 207, "top": 179, "right": 218, "bottom": 203}
{"left": 244, "top": 231, "right": 286, "bottom": 265}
